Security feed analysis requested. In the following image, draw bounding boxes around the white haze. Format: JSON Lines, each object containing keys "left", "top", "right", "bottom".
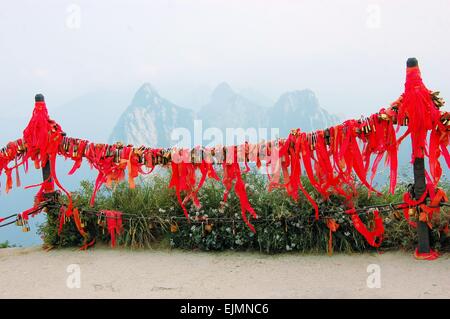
{"left": 1, "top": 0, "right": 449, "bottom": 137}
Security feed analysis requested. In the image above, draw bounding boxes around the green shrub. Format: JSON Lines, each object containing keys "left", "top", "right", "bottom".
{"left": 38, "top": 170, "right": 450, "bottom": 253}
{"left": 0, "top": 241, "right": 11, "bottom": 248}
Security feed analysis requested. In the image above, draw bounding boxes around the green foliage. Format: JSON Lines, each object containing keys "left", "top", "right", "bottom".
{"left": 38, "top": 170, "right": 450, "bottom": 253}
{"left": 0, "top": 241, "right": 12, "bottom": 248}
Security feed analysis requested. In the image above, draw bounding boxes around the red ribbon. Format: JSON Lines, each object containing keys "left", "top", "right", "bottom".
{"left": 347, "top": 208, "right": 384, "bottom": 247}
{"left": 102, "top": 210, "right": 123, "bottom": 248}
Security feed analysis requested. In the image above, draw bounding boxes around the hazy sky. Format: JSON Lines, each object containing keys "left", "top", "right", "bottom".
{"left": 1, "top": 0, "right": 449, "bottom": 120}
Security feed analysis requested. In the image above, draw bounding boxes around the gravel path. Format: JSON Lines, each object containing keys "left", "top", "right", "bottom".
{"left": 0, "top": 247, "right": 449, "bottom": 298}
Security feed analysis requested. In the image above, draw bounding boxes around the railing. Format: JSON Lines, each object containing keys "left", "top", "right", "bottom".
{"left": 0, "top": 57, "right": 449, "bottom": 258}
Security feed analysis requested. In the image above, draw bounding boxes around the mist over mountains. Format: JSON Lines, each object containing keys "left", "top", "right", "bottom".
{"left": 109, "top": 82, "right": 340, "bottom": 147}
{"left": 109, "top": 84, "right": 195, "bottom": 147}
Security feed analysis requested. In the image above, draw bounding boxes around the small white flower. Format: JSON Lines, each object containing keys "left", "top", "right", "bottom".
{"left": 158, "top": 208, "right": 166, "bottom": 213}
{"left": 344, "top": 231, "right": 350, "bottom": 236}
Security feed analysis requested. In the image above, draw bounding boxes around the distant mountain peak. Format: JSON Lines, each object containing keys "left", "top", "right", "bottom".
{"left": 139, "top": 82, "right": 159, "bottom": 96}
{"left": 130, "top": 83, "right": 161, "bottom": 107}
{"left": 211, "top": 82, "right": 235, "bottom": 102}
{"left": 110, "top": 84, "right": 194, "bottom": 147}
{"left": 269, "top": 89, "right": 339, "bottom": 135}
{"left": 110, "top": 82, "right": 339, "bottom": 147}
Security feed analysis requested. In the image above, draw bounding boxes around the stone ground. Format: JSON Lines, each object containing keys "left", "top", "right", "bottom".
{"left": 0, "top": 247, "right": 449, "bottom": 298}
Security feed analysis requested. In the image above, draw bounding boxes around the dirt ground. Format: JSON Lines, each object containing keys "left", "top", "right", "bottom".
{"left": 0, "top": 247, "right": 449, "bottom": 299}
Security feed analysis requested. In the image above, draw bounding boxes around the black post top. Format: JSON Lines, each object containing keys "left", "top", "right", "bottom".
{"left": 407, "top": 57, "right": 418, "bottom": 68}
{"left": 35, "top": 94, "right": 45, "bottom": 102}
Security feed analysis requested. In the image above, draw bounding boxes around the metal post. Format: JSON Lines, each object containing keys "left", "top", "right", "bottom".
{"left": 35, "top": 94, "right": 54, "bottom": 193}
{"left": 413, "top": 157, "right": 430, "bottom": 253}
{"left": 407, "top": 58, "right": 431, "bottom": 254}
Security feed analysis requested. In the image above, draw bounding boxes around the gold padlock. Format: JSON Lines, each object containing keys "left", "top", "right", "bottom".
{"left": 393, "top": 210, "right": 402, "bottom": 221}
{"left": 63, "top": 137, "right": 69, "bottom": 152}
{"left": 309, "top": 134, "right": 316, "bottom": 151}
{"left": 105, "top": 145, "right": 112, "bottom": 157}
{"left": 170, "top": 223, "right": 179, "bottom": 233}
{"left": 205, "top": 223, "right": 213, "bottom": 233}
{"left": 114, "top": 149, "right": 120, "bottom": 163}
{"left": 16, "top": 215, "right": 23, "bottom": 227}
{"left": 22, "top": 220, "right": 30, "bottom": 232}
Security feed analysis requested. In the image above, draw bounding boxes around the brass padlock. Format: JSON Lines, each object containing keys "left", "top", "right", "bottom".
{"left": 22, "top": 220, "right": 30, "bottom": 232}
{"left": 105, "top": 145, "right": 112, "bottom": 157}
{"left": 63, "top": 137, "right": 69, "bottom": 152}
{"left": 114, "top": 149, "right": 120, "bottom": 164}
{"left": 205, "top": 223, "right": 213, "bottom": 233}
{"left": 17, "top": 140, "right": 26, "bottom": 153}
{"left": 324, "top": 129, "right": 331, "bottom": 145}
{"left": 367, "top": 121, "right": 372, "bottom": 133}
{"left": 137, "top": 148, "right": 146, "bottom": 164}
{"left": 170, "top": 223, "right": 178, "bottom": 233}
{"left": 393, "top": 210, "right": 402, "bottom": 221}
{"left": 309, "top": 134, "right": 316, "bottom": 151}
{"left": 16, "top": 215, "right": 23, "bottom": 227}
